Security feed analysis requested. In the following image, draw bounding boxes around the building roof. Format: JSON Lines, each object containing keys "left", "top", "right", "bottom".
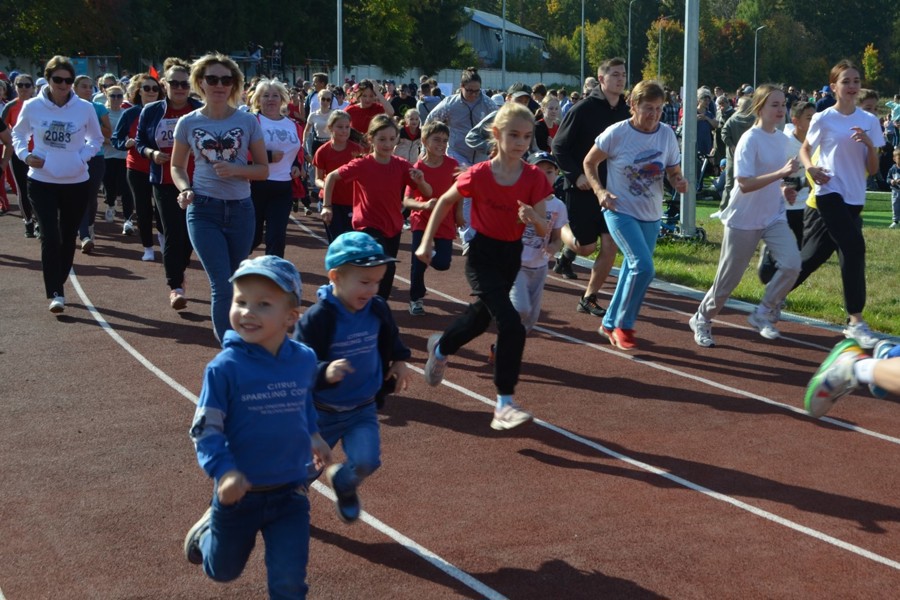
{"left": 466, "top": 7, "right": 544, "bottom": 40}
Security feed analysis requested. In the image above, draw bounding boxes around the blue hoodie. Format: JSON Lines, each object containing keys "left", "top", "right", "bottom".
{"left": 189, "top": 331, "right": 319, "bottom": 486}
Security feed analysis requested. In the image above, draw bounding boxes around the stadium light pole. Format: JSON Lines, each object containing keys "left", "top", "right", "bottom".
{"left": 754, "top": 25, "right": 766, "bottom": 89}
{"left": 336, "top": 0, "right": 343, "bottom": 86}
{"left": 580, "top": 0, "right": 585, "bottom": 85}
{"left": 627, "top": 0, "right": 638, "bottom": 89}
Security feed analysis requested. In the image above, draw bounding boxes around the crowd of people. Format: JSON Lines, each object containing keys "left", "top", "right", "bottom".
{"left": 2, "top": 53, "right": 899, "bottom": 599}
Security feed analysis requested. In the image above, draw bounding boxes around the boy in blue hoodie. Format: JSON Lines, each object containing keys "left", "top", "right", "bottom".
{"left": 184, "top": 255, "right": 331, "bottom": 599}
{"left": 296, "top": 231, "right": 412, "bottom": 523}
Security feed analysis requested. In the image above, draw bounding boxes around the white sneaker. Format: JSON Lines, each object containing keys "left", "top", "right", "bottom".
{"left": 104, "top": 206, "right": 116, "bottom": 223}
{"left": 689, "top": 313, "right": 714, "bottom": 347}
{"left": 80, "top": 237, "right": 94, "bottom": 254}
{"left": 141, "top": 247, "right": 155, "bottom": 261}
{"left": 843, "top": 320, "right": 879, "bottom": 349}
{"left": 890, "top": 222, "right": 898, "bottom": 229}
{"left": 122, "top": 219, "right": 134, "bottom": 235}
{"left": 424, "top": 333, "right": 448, "bottom": 386}
{"left": 49, "top": 295, "right": 65, "bottom": 313}
{"left": 490, "top": 402, "right": 532, "bottom": 430}
{"left": 409, "top": 299, "right": 425, "bottom": 316}
{"left": 869, "top": 340, "right": 896, "bottom": 399}
{"left": 804, "top": 339, "right": 865, "bottom": 418}
{"left": 748, "top": 310, "right": 780, "bottom": 340}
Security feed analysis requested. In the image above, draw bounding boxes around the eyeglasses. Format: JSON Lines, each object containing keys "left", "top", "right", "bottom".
{"left": 203, "top": 75, "right": 234, "bottom": 87}
{"left": 108, "top": 93, "right": 124, "bottom": 99}
{"left": 168, "top": 80, "right": 190, "bottom": 89}
{"left": 16, "top": 82, "right": 33, "bottom": 89}
{"left": 51, "top": 76, "right": 75, "bottom": 85}
{"left": 142, "top": 84, "right": 160, "bottom": 93}
{"left": 463, "top": 87, "right": 480, "bottom": 94}
{"left": 100, "top": 83, "right": 109, "bottom": 89}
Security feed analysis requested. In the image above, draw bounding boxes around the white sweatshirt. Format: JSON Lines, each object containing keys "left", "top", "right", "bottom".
{"left": 12, "top": 87, "right": 103, "bottom": 184}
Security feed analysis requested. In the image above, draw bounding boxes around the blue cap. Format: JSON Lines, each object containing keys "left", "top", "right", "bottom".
{"left": 821, "top": 85, "right": 831, "bottom": 94}
{"left": 527, "top": 151, "right": 558, "bottom": 168}
{"left": 325, "top": 231, "right": 398, "bottom": 271}
{"left": 229, "top": 255, "right": 301, "bottom": 302}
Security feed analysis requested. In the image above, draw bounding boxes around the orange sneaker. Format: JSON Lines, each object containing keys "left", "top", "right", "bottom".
{"left": 610, "top": 328, "right": 637, "bottom": 350}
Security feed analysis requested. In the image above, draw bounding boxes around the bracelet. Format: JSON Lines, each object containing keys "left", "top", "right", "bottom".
{"left": 180, "top": 187, "right": 192, "bottom": 194}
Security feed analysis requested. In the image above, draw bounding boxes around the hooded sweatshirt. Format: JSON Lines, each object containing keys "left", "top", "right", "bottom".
{"left": 189, "top": 330, "right": 319, "bottom": 485}
{"left": 12, "top": 86, "right": 103, "bottom": 184}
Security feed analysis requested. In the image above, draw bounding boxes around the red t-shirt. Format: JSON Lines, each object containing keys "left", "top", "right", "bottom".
{"left": 313, "top": 140, "right": 363, "bottom": 205}
{"left": 3, "top": 99, "right": 33, "bottom": 152}
{"left": 407, "top": 156, "right": 458, "bottom": 239}
{"left": 160, "top": 104, "right": 195, "bottom": 185}
{"left": 455, "top": 161, "right": 553, "bottom": 242}
{"left": 345, "top": 103, "right": 385, "bottom": 134}
{"left": 126, "top": 116, "right": 150, "bottom": 174}
{"left": 338, "top": 154, "right": 415, "bottom": 238}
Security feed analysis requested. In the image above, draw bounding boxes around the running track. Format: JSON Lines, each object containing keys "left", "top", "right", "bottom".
{"left": 2, "top": 199, "right": 899, "bottom": 599}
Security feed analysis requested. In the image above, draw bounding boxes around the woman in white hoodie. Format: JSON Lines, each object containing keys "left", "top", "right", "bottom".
{"left": 11, "top": 55, "right": 103, "bottom": 314}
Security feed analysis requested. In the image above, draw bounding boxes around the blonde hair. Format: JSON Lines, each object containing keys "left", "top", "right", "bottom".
{"left": 401, "top": 109, "right": 421, "bottom": 126}
{"left": 326, "top": 109, "right": 350, "bottom": 131}
{"left": 250, "top": 78, "right": 290, "bottom": 113}
{"left": 540, "top": 94, "right": 561, "bottom": 125}
{"left": 750, "top": 84, "right": 783, "bottom": 124}
{"left": 104, "top": 85, "right": 125, "bottom": 108}
{"left": 629, "top": 80, "right": 665, "bottom": 109}
{"left": 489, "top": 103, "right": 534, "bottom": 155}
{"left": 190, "top": 52, "right": 244, "bottom": 105}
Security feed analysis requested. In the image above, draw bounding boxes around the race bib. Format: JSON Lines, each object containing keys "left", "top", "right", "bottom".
{"left": 155, "top": 118, "right": 179, "bottom": 150}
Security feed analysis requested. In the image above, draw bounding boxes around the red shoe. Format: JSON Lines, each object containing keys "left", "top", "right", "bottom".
{"left": 610, "top": 328, "right": 637, "bottom": 350}
{"left": 598, "top": 325, "right": 614, "bottom": 342}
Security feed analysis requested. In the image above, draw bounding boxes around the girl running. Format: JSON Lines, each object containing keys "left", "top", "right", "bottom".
{"left": 313, "top": 110, "right": 361, "bottom": 242}
{"left": 690, "top": 84, "right": 802, "bottom": 347}
{"left": 394, "top": 109, "right": 422, "bottom": 163}
{"left": 322, "top": 114, "right": 431, "bottom": 300}
{"left": 416, "top": 102, "right": 551, "bottom": 430}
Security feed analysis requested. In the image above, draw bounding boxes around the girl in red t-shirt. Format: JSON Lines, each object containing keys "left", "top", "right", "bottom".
{"left": 345, "top": 79, "right": 394, "bottom": 139}
{"left": 323, "top": 114, "right": 431, "bottom": 300}
{"left": 403, "top": 121, "right": 459, "bottom": 315}
{"left": 313, "top": 110, "right": 362, "bottom": 242}
{"left": 416, "top": 103, "right": 551, "bottom": 430}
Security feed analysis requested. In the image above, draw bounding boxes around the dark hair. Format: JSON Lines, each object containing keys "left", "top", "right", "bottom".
{"left": 532, "top": 83, "right": 547, "bottom": 96}
{"left": 44, "top": 55, "right": 75, "bottom": 79}
{"left": 598, "top": 57, "right": 626, "bottom": 75}
{"left": 460, "top": 67, "right": 481, "bottom": 86}
{"left": 422, "top": 120, "right": 450, "bottom": 139}
{"left": 791, "top": 101, "right": 815, "bottom": 119}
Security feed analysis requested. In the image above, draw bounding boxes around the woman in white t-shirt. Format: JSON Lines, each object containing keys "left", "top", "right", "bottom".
{"left": 250, "top": 79, "right": 303, "bottom": 258}
{"left": 795, "top": 60, "right": 884, "bottom": 348}
{"left": 690, "top": 84, "right": 802, "bottom": 348}
{"left": 583, "top": 80, "right": 687, "bottom": 350}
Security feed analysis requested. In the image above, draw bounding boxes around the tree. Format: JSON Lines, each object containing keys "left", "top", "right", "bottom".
{"left": 862, "top": 43, "right": 883, "bottom": 88}
{"left": 642, "top": 18, "right": 684, "bottom": 88}
{"left": 582, "top": 19, "right": 618, "bottom": 75}
{"left": 409, "top": 0, "right": 471, "bottom": 75}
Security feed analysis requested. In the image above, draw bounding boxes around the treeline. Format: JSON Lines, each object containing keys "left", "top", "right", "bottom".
{"left": 3, "top": 0, "right": 899, "bottom": 93}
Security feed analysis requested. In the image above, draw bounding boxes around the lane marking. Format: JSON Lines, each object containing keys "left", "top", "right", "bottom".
{"left": 406, "top": 364, "right": 900, "bottom": 572}
{"left": 68, "top": 272, "right": 508, "bottom": 600}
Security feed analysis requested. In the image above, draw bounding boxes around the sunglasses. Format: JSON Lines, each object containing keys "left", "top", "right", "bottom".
{"left": 322, "top": 96, "right": 333, "bottom": 101}
{"left": 203, "top": 75, "right": 234, "bottom": 87}
{"left": 51, "top": 76, "right": 75, "bottom": 85}
{"left": 142, "top": 84, "right": 160, "bottom": 93}
{"left": 108, "top": 93, "right": 124, "bottom": 99}
{"left": 168, "top": 80, "right": 190, "bottom": 89}
{"left": 16, "top": 82, "right": 33, "bottom": 89}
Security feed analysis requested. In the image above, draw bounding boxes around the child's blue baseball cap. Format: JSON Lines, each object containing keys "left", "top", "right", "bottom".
{"left": 229, "top": 255, "right": 302, "bottom": 302}
{"left": 527, "top": 151, "right": 558, "bottom": 169}
{"left": 325, "top": 231, "right": 398, "bottom": 271}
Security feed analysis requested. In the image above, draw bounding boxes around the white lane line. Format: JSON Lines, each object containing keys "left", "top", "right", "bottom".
{"left": 68, "top": 272, "right": 507, "bottom": 600}
{"left": 406, "top": 364, "right": 900, "bottom": 572}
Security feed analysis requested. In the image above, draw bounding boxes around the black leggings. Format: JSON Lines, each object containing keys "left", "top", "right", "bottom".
{"left": 103, "top": 158, "right": 133, "bottom": 217}
{"left": 153, "top": 184, "right": 193, "bottom": 289}
{"left": 10, "top": 154, "right": 32, "bottom": 220}
{"left": 126, "top": 168, "right": 160, "bottom": 248}
{"left": 28, "top": 178, "right": 90, "bottom": 298}
{"left": 360, "top": 227, "right": 400, "bottom": 300}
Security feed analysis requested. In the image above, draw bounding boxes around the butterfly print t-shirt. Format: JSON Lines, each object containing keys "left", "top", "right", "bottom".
{"left": 174, "top": 108, "right": 263, "bottom": 200}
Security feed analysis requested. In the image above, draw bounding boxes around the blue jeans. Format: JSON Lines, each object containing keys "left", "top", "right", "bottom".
{"left": 187, "top": 196, "right": 255, "bottom": 342}
{"left": 201, "top": 485, "right": 311, "bottom": 599}
{"left": 409, "top": 229, "right": 453, "bottom": 301}
{"left": 602, "top": 211, "right": 659, "bottom": 331}
{"left": 314, "top": 402, "right": 381, "bottom": 495}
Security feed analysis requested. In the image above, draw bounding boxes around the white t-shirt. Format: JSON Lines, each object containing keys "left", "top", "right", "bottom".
{"left": 307, "top": 111, "right": 331, "bottom": 140}
{"left": 806, "top": 107, "right": 884, "bottom": 205}
{"left": 595, "top": 120, "right": 681, "bottom": 222}
{"left": 520, "top": 196, "right": 568, "bottom": 269}
{"left": 257, "top": 114, "right": 301, "bottom": 181}
{"left": 720, "top": 126, "right": 789, "bottom": 230}
{"left": 783, "top": 130, "right": 808, "bottom": 210}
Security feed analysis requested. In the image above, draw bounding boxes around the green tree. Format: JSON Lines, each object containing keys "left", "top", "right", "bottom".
{"left": 862, "top": 43, "right": 883, "bottom": 88}
{"left": 409, "top": 0, "right": 471, "bottom": 75}
{"left": 642, "top": 18, "right": 684, "bottom": 88}
{"left": 583, "top": 19, "right": 618, "bottom": 75}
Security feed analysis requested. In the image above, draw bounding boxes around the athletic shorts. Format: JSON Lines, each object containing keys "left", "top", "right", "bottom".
{"left": 565, "top": 187, "right": 608, "bottom": 246}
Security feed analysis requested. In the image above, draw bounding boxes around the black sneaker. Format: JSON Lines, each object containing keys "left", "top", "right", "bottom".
{"left": 553, "top": 254, "right": 578, "bottom": 279}
{"left": 577, "top": 293, "right": 606, "bottom": 317}
{"left": 326, "top": 464, "right": 361, "bottom": 523}
{"left": 24, "top": 221, "right": 35, "bottom": 238}
{"left": 183, "top": 506, "right": 212, "bottom": 565}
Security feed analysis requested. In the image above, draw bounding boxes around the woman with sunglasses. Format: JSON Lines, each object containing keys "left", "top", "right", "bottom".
{"left": 73, "top": 75, "right": 112, "bottom": 254}
{"left": 135, "top": 59, "right": 203, "bottom": 309}
{"left": 111, "top": 72, "right": 165, "bottom": 260}
{"left": 171, "top": 53, "right": 268, "bottom": 342}
{"left": 101, "top": 85, "right": 131, "bottom": 227}
{"left": 11, "top": 56, "right": 103, "bottom": 313}
{"left": 1, "top": 73, "right": 38, "bottom": 235}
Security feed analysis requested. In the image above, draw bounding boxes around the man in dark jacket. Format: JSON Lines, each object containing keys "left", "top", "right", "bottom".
{"left": 551, "top": 58, "right": 630, "bottom": 317}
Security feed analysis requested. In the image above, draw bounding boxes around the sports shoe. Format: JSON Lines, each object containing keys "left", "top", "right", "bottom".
{"left": 81, "top": 237, "right": 94, "bottom": 254}
{"left": 141, "top": 247, "right": 155, "bottom": 261}
{"left": 170, "top": 288, "right": 188, "bottom": 310}
{"left": 49, "top": 295, "right": 65, "bottom": 314}
{"left": 490, "top": 402, "right": 532, "bottom": 430}
{"left": 804, "top": 339, "right": 866, "bottom": 418}
{"left": 869, "top": 339, "right": 896, "bottom": 399}
{"left": 577, "top": 293, "right": 606, "bottom": 317}
{"left": 689, "top": 313, "right": 715, "bottom": 347}
{"left": 104, "top": 206, "right": 116, "bottom": 223}
{"left": 409, "top": 299, "right": 425, "bottom": 316}
{"left": 890, "top": 222, "right": 898, "bottom": 229}
{"left": 598, "top": 324, "right": 614, "bottom": 341}
{"left": 843, "top": 320, "right": 879, "bottom": 350}
{"left": 748, "top": 310, "right": 780, "bottom": 340}
{"left": 122, "top": 219, "right": 134, "bottom": 235}
{"left": 553, "top": 254, "right": 578, "bottom": 279}
{"left": 325, "top": 464, "right": 361, "bottom": 524}
{"left": 460, "top": 239, "right": 470, "bottom": 256}
{"left": 24, "top": 220, "right": 35, "bottom": 238}
{"left": 183, "top": 506, "right": 212, "bottom": 565}
{"left": 424, "top": 333, "right": 448, "bottom": 386}
{"left": 610, "top": 327, "right": 637, "bottom": 350}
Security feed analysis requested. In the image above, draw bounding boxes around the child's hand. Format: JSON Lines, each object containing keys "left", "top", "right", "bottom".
{"left": 217, "top": 470, "right": 251, "bottom": 505}
{"left": 517, "top": 200, "right": 537, "bottom": 224}
{"left": 409, "top": 168, "right": 424, "bottom": 183}
{"left": 310, "top": 433, "right": 332, "bottom": 471}
{"left": 325, "top": 358, "right": 354, "bottom": 384}
{"left": 424, "top": 198, "right": 438, "bottom": 211}
{"left": 385, "top": 361, "right": 412, "bottom": 392}
{"left": 415, "top": 239, "right": 434, "bottom": 266}
{"left": 320, "top": 205, "right": 333, "bottom": 225}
